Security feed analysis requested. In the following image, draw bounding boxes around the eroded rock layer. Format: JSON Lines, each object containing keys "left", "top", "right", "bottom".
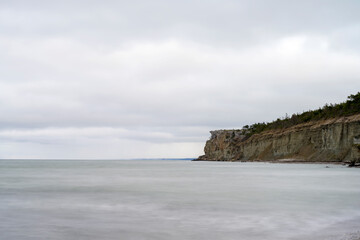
{"left": 197, "top": 114, "right": 360, "bottom": 163}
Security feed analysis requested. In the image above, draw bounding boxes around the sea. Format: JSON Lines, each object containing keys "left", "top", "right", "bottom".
{"left": 1, "top": 159, "right": 360, "bottom": 240}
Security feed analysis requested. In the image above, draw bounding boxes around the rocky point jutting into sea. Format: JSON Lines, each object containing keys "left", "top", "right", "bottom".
{"left": 196, "top": 115, "right": 360, "bottom": 163}
{"left": 196, "top": 93, "right": 360, "bottom": 164}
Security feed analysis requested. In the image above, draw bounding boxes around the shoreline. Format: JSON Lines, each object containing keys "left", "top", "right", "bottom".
{"left": 192, "top": 159, "right": 360, "bottom": 167}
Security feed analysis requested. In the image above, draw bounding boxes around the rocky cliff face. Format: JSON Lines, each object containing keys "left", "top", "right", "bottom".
{"left": 197, "top": 114, "right": 360, "bottom": 163}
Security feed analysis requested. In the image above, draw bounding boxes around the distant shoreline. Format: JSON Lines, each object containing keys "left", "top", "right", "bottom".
{"left": 0, "top": 158, "right": 195, "bottom": 161}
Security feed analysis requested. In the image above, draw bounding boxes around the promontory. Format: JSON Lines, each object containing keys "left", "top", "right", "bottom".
{"left": 196, "top": 93, "right": 360, "bottom": 165}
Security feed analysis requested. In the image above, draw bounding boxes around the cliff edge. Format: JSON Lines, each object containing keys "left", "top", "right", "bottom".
{"left": 196, "top": 114, "right": 360, "bottom": 163}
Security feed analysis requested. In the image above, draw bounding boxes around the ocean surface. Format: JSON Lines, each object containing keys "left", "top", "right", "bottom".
{"left": 1, "top": 160, "right": 360, "bottom": 240}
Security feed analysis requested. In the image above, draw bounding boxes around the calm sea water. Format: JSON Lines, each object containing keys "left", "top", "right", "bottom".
{"left": 1, "top": 160, "right": 360, "bottom": 240}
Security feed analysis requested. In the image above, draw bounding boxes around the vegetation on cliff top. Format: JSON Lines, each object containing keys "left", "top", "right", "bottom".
{"left": 243, "top": 92, "right": 360, "bottom": 137}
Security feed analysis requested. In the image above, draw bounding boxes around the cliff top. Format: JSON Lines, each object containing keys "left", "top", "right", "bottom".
{"left": 249, "top": 113, "right": 360, "bottom": 139}
{"left": 242, "top": 92, "right": 360, "bottom": 138}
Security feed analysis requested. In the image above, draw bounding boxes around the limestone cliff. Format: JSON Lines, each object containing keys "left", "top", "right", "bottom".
{"left": 197, "top": 114, "right": 360, "bottom": 163}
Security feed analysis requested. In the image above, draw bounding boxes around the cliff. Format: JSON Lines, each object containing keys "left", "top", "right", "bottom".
{"left": 196, "top": 114, "right": 360, "bottom": 163}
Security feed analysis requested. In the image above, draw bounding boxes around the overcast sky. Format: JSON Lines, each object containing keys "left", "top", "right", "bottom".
{"left": 1, "top": 0, "right": 360, "bottom": 159}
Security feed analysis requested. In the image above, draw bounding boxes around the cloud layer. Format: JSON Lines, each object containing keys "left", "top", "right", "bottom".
{"left": 1, "top": 0, "right": 360, "bottom": 158}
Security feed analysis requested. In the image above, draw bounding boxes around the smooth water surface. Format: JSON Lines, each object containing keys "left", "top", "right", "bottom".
{"left": 1, "top": 160, "right": 360, "bottom": 240}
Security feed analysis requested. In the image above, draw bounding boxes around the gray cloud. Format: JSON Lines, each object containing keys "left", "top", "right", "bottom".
{"left": 1, "top": 0, "right": 360, "bottom": 158}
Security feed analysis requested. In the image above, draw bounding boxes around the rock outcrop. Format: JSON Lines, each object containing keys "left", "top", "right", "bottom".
{"left": 196, "top": 114, "right": 360, "bottom": 163}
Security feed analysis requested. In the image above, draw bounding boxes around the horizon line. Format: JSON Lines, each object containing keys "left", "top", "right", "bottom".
{"left": 0, "top": 158, "right": 196, "bottom": 161}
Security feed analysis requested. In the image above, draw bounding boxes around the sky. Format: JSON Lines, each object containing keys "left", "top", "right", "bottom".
{"left": 1, "top": 0, "right": 360, "bottom": 159}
